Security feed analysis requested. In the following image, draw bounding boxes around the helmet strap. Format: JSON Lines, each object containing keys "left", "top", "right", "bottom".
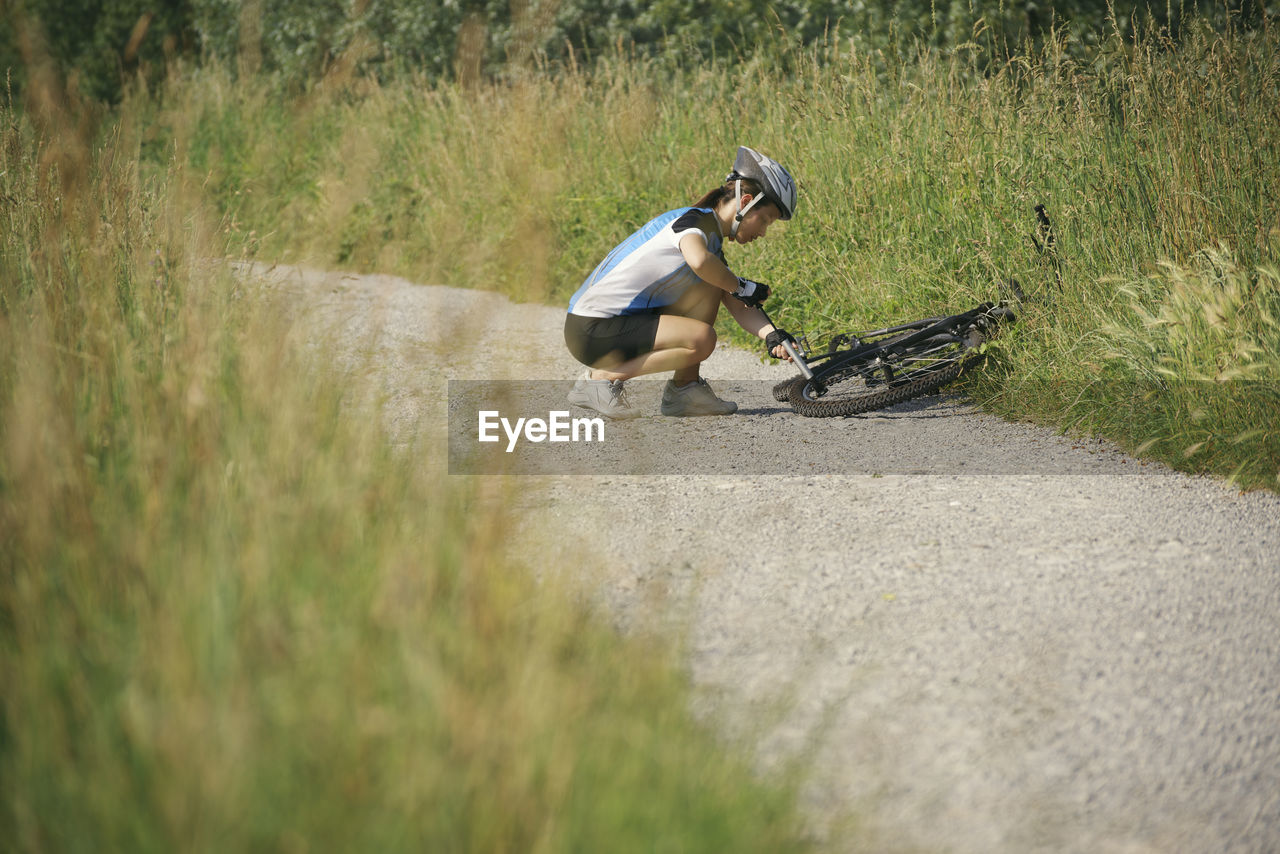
{"left": 729, "top": 178, "right": 763, "bottom": 239}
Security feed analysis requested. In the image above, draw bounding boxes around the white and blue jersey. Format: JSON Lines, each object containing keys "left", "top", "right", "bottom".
{"left": 567, "top": 207, "right": 725, "bottom": 318}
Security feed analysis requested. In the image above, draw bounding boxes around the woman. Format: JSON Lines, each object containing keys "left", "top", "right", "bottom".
{"left": 564, "top": 146, "right": 799, "bottom": 419}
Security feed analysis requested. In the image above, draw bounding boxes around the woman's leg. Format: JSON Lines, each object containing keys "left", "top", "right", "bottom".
{"left": 590, "top": 282, "right": 722, "bottom": 382}
{"left": 589, "top": 315, "right": 712, "bottom": 381}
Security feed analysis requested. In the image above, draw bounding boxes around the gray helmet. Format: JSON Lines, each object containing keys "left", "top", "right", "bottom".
{"left": 726, "top": 146, "right": 797, "bottom": 235}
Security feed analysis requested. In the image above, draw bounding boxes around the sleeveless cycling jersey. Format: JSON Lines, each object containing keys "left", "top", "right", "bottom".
{"left": 567, "top": 207, "right": 725, "bottom": 318}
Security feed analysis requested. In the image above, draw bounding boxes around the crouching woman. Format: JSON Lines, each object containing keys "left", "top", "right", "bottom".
{"left": 564, "top": 146, "right": 800, "bottom": 419}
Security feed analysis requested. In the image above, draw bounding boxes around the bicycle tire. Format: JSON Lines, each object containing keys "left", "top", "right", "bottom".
{"left": 772, "top": 376, "right": 800, "bottom": 402}
{"left": 782, "top": 302, "right": 1013, "bottom": 417}
{"left": 770, "top": 318, "right": 941, "bottom": 405}
{"left": 787, "top": 327, "right": 980, "bottom": 417}
{"left": 788, "top": 356, "right": 966, "bottom": 417}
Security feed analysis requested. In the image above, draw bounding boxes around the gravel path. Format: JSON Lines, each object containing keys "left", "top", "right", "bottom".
{"left": 250, "top": 263, "right": 1280, "bottom": 854}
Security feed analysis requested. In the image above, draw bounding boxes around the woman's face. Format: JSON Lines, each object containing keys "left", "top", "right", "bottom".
{"left": 734, "top": 198, "right": 782, "bottom": 244}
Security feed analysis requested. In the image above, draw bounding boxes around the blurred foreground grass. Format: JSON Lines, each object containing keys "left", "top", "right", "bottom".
{"left": 182, "top": 21, "right": 1279, "bottom": 489}
{"left": 5, "top": 15, "right": 1278, "bottom": 849}
{"left": 0, "top": 59, "right": 814, "bottom": 853}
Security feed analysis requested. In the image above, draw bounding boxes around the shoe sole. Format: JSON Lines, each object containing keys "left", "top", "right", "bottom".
{"left": 660, "top": 402, "right": 738, "bottom": 416}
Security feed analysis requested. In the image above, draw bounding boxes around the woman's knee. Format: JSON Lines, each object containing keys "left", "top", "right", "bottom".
{"left": 690, "top": 324, "right": 717, "bottom": 359}
{"left": 654, "top": 315, "right": 716, "bottom": 361}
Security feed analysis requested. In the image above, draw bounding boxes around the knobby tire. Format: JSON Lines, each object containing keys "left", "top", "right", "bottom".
{"left": 787, "top": 357, "right": 966, "bottom": 416}
{"left": 776, "top": 302, "right": 1012, "bottom": 417}
{"left": 772, "top": 377, "right": 800, "bottom": 402}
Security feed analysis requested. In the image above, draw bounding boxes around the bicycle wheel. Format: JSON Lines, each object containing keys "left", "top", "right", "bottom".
{"left": 770, "top": 319, "right": 941, "bottom": 405}
{"left": 771, "top": 349, "right": 842, "bottom": 403}
{"left": 772, "top": 376, "right": 801, "bottom": 402}
{"left": 787, "top": 333, "right": 976, "bottom": 417}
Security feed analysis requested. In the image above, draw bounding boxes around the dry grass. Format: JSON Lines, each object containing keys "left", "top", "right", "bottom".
{"left": 0, "top": 40, "right": 815, "bottom": 854}
{"left": 169, "top": 21, "right": 1280, "bottom": 488}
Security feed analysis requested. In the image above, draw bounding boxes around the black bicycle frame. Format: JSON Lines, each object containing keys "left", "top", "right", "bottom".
{"left": 760, "top": 302, "right": 1005, "bottom": 396}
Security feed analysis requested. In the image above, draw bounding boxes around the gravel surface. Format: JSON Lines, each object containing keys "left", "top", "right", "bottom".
{"left": 249, "top": 263, "right": 1280, "bottom": 853}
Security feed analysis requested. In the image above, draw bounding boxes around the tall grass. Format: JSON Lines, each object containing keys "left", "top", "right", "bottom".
{"left": 172, "top": 20, "right": 1280, "bottom": 489}
{"left": 0, "top": 57, "right": 815, "bottom": 852}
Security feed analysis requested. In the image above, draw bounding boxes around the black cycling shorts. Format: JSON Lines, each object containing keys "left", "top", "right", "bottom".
{"left": 564, "top": 312, "right": 661, "bottom": 368}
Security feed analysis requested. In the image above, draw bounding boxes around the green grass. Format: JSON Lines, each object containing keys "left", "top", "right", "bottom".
{"left": 166, "top": 21, "right": 1280, "bottom": 489}
{"left": 5, "top": 16, "right": 1279, "bottom": 850}
{"left": 1, "top": 63, "right": 815, "bottom": 853}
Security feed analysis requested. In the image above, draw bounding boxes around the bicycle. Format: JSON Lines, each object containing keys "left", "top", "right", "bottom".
{"left": 761, "top": 293, "right": 1019, "bottom": 417}
{"left": 756, "top": 205, "right": 1058, "bottom": 416}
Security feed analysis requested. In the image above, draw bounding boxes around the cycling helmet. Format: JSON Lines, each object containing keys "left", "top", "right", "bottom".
{"left": 726, "top": 146, "right": 797, "bottom": 237}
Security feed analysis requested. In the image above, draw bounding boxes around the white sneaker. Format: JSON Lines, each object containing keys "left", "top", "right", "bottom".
{"left": 660, "top": 378, "right": 738, "bottom": 416}
{"left": 567, "top": 370, "right": 640, "bottom": 420}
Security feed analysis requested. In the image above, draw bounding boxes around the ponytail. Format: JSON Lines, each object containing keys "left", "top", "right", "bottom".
{"left": 693, "top": 177, "right": 763, "bottom": 211}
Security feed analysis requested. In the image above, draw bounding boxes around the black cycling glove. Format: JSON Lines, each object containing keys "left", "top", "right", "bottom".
{"left": 765, "top": 328, "right": 796, "bottom": 359}
{"left": 733, "top": 277, "right": 770, "bottom": 307}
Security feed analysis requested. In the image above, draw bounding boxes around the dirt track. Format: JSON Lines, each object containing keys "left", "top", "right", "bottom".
{"left": 252, "top": 262, "right": 1280, "bottom": 853}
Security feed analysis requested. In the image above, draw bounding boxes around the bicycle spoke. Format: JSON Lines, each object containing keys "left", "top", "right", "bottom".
{"left": 786, "top": 301, "right": 1015, "bottom": 417}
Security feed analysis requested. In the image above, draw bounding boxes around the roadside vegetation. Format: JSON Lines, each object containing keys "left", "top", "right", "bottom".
{"left": 0, "top": 30, "right": 813, "bottom": 854}
{"left": 3, "top": 4, "right": 1277, "bottom": 851}
{"left": 158, "top": 20, "right": 1280, "bottom": 489}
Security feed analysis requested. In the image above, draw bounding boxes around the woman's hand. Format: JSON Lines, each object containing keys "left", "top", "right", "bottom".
{"left": 765, "top": 328, "right": 796, "bottom": 361}
{"left": 733, "top": 277, "right": 770, "bottom": 307}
